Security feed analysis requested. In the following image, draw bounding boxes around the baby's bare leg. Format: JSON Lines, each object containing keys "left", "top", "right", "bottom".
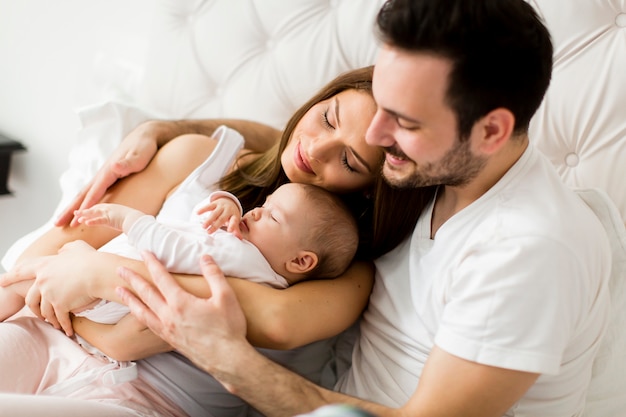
{"left": 0, "top": 280, "right": 33, "bottom": 321}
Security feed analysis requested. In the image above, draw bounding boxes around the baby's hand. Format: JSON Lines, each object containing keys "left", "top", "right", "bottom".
{"left": 74, "top": 203, "right": 144, "bottom": 232}
{"left": 197, "top": 197, "right": 243, "bottom": 239}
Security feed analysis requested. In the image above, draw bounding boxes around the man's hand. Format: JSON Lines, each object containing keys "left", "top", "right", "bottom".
{"left": 117, "top": 252, "right": 248, "bottom": 372}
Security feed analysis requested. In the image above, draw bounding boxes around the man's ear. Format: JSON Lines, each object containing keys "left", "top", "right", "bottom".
{"left": 479, "top": 107, "right": 515, "bottom": 154}
{"left": 285, "top": 251, "right": 318, "bottom": 274}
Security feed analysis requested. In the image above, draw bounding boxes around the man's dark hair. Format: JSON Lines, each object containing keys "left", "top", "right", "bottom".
{"left": 376, "top": 0, "right": 553, "bottom": 140}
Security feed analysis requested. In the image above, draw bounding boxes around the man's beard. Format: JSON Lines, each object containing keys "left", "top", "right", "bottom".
{"left": 382, "top": 138, "right": 487, "bottom": 189}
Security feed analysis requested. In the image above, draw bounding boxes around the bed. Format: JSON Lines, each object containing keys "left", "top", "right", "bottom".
{"left": 2, "top": 0, "right": 625, "bottom": 415}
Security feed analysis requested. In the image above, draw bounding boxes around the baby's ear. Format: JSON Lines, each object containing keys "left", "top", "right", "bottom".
{"left": 286, "top": 251, "right": 318, "bottom": 274}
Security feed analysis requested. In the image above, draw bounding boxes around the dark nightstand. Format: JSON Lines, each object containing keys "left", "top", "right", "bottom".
{"left": 0, "top": 132, "right": 26, "bottom": 195}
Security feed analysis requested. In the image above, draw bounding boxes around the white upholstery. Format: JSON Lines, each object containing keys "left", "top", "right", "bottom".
{"left": 528, "top": 0, "right": 626, "bottom": 222}
{"left": 576, "top": 188, "right": 626, "bottom": 416}
{"left": 2, "top": 0, "right": 625, "bottom": 415}
{"left": 135, "top": 0, "right": 385, "bottom": 129}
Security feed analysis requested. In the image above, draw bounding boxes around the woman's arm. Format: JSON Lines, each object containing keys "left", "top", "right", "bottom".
{"left": 72, "top": 314, "right": 171, "bottom": 361}
{"left": 56, "top": 119, "right": 280, "bottom": 226}
{"left": 16, "top": 134, "right": 218, "bottom": 265}
{"left": 2, "top": 134, "right": 218, "bottom": 332}
{"left": 18, "top": 242, "right": 371, "bottom": 358}
{"left": 230, "top": 261, "right": 374, "bottom": 349}
{"left": 141, "top": 119, "right": 280, "bottom": 152}
{"left": 64, "top": 249, "right": 371, "bottom": 358}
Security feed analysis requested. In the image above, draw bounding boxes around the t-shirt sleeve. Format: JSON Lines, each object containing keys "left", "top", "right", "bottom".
{"left": 435, "top": 235, "right": 583, "bottom": 375}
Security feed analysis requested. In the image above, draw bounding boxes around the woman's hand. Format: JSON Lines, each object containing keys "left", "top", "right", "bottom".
{"left": 55, "top": 122, "right": 161, "bottom": 227}
{"left": 1, "top": 240, "right": 102, "bottom": 335}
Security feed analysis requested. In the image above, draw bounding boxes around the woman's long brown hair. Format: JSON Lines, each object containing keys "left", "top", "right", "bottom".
{"left": 219, "top": 66, "right": 435, "bottom": 260}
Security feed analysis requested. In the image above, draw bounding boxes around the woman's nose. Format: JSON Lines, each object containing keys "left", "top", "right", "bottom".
{"left": 308, "top": 136, "right": 333, "bottom": 162}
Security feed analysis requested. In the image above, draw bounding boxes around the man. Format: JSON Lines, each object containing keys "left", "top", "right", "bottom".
{"left": 117, "top": 0, "right": 611, "bottom": 415}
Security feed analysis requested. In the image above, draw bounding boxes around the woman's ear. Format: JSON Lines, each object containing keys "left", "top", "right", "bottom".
{"left": 285, "top": 251, "right": 318, "bottom": 274}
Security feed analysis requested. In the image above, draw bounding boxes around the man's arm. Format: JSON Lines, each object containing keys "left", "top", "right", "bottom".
{"left": 119, "top": 253, "right": 539, "bottom": 417}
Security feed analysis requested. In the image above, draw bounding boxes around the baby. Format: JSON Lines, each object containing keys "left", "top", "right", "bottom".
{"left": 0, "top": 183, "right": 358, "bottom": 325}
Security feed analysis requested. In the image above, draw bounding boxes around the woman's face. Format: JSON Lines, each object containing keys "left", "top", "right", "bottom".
{"left": 281, "top": 89, "right": 381, "bottom": 193}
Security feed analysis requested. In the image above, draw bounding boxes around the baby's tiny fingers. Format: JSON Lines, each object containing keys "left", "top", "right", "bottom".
{"left": 196, "top": 202, "right": 217, "bottom": 215}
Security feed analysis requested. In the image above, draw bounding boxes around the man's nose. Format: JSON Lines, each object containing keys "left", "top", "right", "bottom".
{"left": 366, "top": 110, "right": 395, "bottom": 147}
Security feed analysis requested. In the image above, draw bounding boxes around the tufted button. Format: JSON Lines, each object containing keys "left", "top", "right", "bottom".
{"left": 266, "top": 39, "right": 275, "bottom": 49}
{"left": 616, "top": 13, "right": 626, "bottom": 27}
{"left": 565, "top": 152, "right": 579, "bottom": 167}
{"left": 186, "top": 14, "right": 195, "bottom": 25}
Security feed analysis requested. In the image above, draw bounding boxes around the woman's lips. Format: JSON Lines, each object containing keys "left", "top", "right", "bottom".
{"left": 294, "top": 142, "right": 315, "bottom": 174}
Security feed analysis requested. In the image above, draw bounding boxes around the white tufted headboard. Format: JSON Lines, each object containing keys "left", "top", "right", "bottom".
{"left": 528, "top": 0, "right": 626, "bottom": 222}
{"left": 2, "top": 0, "right": 625, "bottom": 415}
{"left": 135, "top": 0, "right": 385, "bottom": 129}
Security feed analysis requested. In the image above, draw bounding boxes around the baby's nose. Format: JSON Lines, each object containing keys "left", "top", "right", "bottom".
{"left": 250, "top": 208, "right": 262, "bottom": 220}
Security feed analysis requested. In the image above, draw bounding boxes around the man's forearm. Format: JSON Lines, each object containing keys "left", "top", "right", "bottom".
{"left": 199, "top": 341, "right": 330, "bottom": 416}
{"left": 202, "top": 341, "right": 400, "bottom": 417}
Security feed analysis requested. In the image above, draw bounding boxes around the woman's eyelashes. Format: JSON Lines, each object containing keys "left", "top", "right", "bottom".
{"left": 342, "top": 151, "right": 356, "bottom": 172}
{"left": 322, "top": 109, "right": 334, "bottom": 129}
{"left": 321, "top": 105, "right": 358, "bottom": 174}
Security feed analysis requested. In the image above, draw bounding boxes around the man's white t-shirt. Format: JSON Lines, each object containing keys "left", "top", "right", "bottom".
{"left": 338, "top": 145, "right": 611, "bottom": 416}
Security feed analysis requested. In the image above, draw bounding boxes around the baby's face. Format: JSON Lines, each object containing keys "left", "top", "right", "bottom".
{"left": 239, "top": 184, "right": 310, "bottom": 272}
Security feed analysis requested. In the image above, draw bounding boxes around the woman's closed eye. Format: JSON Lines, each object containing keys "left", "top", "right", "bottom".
{"left": 322, "top": 109, "right": 334, "bottom": 129}
{"left": 342, "top": 151, "right": 357, "bottom": 173}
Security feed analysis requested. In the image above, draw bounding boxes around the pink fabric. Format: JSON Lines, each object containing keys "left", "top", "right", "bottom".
{"left": 0, "top": 316, "right": 186, "bottom": 417}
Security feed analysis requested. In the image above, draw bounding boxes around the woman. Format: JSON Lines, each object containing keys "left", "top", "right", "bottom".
{"left": 0, "top": 66, "right": 434, "bottom": 416}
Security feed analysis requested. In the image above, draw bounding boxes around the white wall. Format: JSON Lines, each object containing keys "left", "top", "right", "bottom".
{"left": 0, "top": 0, "right": 151, "bottom": 271}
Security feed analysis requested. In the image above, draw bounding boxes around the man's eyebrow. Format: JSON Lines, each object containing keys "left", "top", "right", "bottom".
{"left": 334, "top": 96, "right": 341, "bottom": 127}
